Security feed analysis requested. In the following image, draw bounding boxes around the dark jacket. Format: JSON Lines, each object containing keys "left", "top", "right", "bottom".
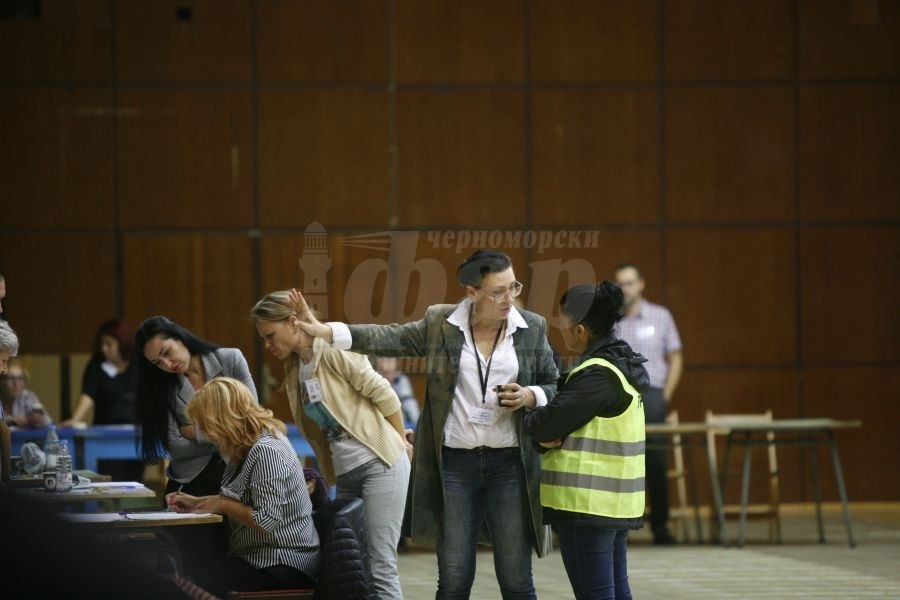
{"left": 524, "top": 333, "right": 650, "bottom": 529}
{"left": 313, "top": 497, "right": 376, "bottom": 600}
{"left": 347, "top": 302, "right": 559, "bottom": 557}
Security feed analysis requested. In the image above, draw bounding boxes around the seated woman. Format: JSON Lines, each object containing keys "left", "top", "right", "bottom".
{"left": 1, "top": 358, "right": 52, "bottom": 428}
{"left": 166, "top": 377, "right": 320, "bottom": 595}
{"left": 63, "top": 319, "right": 141, "bottom": 481}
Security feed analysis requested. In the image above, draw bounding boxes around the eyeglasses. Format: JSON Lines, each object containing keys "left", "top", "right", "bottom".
{"left": 3, "top": 375, "right": 25, "bottom": 382}
{"left": 476, "top": 281, "right": 524, "bottom": 304}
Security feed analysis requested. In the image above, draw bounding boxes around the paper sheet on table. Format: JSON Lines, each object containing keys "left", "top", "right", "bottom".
{"left": 62, "top": 512, "right": 217, "bottom": 523}
{"left": 123, "top": 512, "right": 217, "bottom": 520}
{"left": 89, "top": 481, "right": 144, "bottom": 488}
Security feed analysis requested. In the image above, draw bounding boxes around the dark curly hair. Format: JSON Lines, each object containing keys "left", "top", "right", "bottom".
{"left": 559, "top": 281, "right": 624, "bottom": 339}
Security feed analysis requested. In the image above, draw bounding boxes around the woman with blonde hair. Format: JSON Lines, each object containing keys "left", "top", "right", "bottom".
{"left": 250, "top": 290, "right": 410, "bottom": 600}
{"left": 167, "top": 377, "right": 319, "bottom": 596}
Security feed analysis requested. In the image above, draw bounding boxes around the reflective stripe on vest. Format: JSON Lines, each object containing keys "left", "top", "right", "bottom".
{"left": 540, "top": 357, "right": 646, "bottom": 518}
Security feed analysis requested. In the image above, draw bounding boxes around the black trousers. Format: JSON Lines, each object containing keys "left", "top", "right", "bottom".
{"left": 194, "top": 557, "right": 316, "bottom": 597}
{"left": 643, "top": 387, "right": 671, "bottom": 537}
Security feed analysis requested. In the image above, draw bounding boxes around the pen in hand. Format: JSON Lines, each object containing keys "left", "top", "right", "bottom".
{"left": 166, "top": 483, "right": 185, "bottom": 512}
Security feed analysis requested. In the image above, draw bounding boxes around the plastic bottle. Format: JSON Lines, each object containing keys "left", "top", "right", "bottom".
{"left": 56, "top": 440, "right": 73, "bottom": 493}
{"left": 44, "top": 424, "right": 60, "bottom": 471}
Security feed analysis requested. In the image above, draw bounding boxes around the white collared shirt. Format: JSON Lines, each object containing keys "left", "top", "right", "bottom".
{"left": 329, "top": 299, "right": 548, "bottom": 449}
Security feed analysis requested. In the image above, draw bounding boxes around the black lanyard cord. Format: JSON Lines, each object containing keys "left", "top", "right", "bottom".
{"left": 471, "top": 312, "right": 505, "bottom": 404}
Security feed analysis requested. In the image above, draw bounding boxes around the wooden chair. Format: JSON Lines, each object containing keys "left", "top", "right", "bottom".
{"left": 705, "top": 409, "right": 781, "bottom": 544}
{"left": 664, "top": 410, "right": 700, "bottom": 542}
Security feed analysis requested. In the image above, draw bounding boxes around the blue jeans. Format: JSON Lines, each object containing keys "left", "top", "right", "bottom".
{"left": 437, "top": 447, "right": 536, "bottom": 600}
{"left": 336, "top": 455, "right": 410, "bottom": 600}
{"left": 556, "top": 523, "right": 632, "bottom": 600}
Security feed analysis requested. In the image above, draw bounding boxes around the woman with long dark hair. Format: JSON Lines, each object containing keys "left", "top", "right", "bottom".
{"left": 134, "top": 315, "right": 257, "bottom": 496}
{"left": 65, "top": 318, "right": 137, "bottom": 427}
{"left": 63, "top": 318, "right": 142, "bottom": 480}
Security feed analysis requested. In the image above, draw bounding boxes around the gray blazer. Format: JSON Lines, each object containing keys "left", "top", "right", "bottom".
{"left": 166, "top": 347, "right": 257, "bottom": 483}
{"left": 347, "top": 303, "right": 559, "bottom": 557}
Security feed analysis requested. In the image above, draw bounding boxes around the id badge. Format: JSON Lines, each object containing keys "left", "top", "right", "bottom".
{"left": 304, "top": 378, "right": 325, "bottom": 404}
{"left": 468, "top": 406, "right": 496, "bottom": 426}
{"left": 637, "top": 325, "right": 656, "bottom": 339}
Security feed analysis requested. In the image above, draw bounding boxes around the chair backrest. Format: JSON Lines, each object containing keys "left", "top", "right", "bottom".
{"left": 666, "top": 409, "right": 686, "bottom": 488}
{"left": 705, "top": 409, "right": 779, "bottom": 506}
{"left": 313, "top": 497, "right": 377, "bottom": 600}
{"left": 665, "top": 410, "right": 692, "bottom": 540}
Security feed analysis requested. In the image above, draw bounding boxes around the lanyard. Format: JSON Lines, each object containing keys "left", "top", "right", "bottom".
{"left": 471, "top": 315, "right": 505, "bottom": 404}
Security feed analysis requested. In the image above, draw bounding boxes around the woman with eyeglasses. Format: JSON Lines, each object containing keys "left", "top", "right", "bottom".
{"left": 290, "top": 249, "right": 559, "bottom": 600}
{"left": 1, "top": 358, "right": 52, "bottom": 428}
{"left": 524, "top": 282, "right": 649, "bottom": 600}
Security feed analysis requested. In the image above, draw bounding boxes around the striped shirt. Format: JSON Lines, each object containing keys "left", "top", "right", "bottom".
{"left": 220, "top": 430, "right": 320, "bottom": 579}
{"left": 615, "top": 300, "right": 682, "bottom": 389}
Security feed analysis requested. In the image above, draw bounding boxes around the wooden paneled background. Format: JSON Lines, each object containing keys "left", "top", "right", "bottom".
{"left": 2, "top": 0, "right": 898, "bottom": 502}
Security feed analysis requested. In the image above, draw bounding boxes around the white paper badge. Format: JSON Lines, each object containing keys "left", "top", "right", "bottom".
{"left": 637, "top": 325, "right": 656, "bottom": 339}
{"left": 468, "top": 406, "right": 497, "bottom": 426}
{"left": 304, "top": 378, "right": 325, "bottom": 404}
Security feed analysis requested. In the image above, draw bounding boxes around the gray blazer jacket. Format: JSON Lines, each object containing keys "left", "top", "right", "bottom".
{"left": 166, "top": 348, "right": 257, "bottom": 483}
{"left": 347, "top": 303, "right": 559, "bottom": 557}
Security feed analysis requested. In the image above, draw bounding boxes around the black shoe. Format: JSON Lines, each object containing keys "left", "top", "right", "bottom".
{"left": 653, "top": 533, "right": 679, "bottom": 545}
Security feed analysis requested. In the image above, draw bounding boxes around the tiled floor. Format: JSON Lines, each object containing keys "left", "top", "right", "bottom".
{"left": 397, "top": 502, "right": 900, "bottom": 599}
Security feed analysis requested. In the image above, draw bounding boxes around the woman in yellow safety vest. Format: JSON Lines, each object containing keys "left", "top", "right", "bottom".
{"left": 524, "top": 281, "right": 650, "bottom": 600}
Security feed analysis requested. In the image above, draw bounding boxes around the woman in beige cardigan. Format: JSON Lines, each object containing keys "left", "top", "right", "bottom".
{"left": 251, "top": 291, "right": 411, "bottom": 600}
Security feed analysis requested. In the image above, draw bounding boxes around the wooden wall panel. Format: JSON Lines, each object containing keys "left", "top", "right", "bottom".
{"left": 667, "top": 228, "right": 796, "bottom": 365}
{"left": 799, "top": 0, "right": 900, "bottom": 79}
{"left": 396, "top": 0, "right": 524, "bottom": 82}
{"left": 665, "top": 0, "right": 793, "bottom": 81}
{"left": 257, "top": 0, "right": 388, "bottom": 83}
{"left": 260, "top": 233, "right": 388, "bottom": 324}
{"left": 799, "top": 85, "right": 900, "bottom": 221}
{"left": 677, "top": 368, "right": 799, "bottom": 421}
{"left": 801, "top": 227, "right": 900, "bottom": 363}
{"left": 261, "top": 232, "right": 530, "bottom": 325}
{"left": 0, "top": 234, "right": 116, "bottom": 352}
{"left": 530, "top": 0, "right": 659, "bottom": 82}
{"left": 513, "top": 232, "right": 663, "bottom": 355}
{"left": 531, "top": 88, "right": 660, "bottom": 225}
{"left": 0, "top": 0, "right": 110, "bottom": 82}
{"left": 666, "top": 86, "right": 794, "bottom": 223}
{"left": 121, "top": 234, "right": 255, "bottom": 355}
{"left": 115, "top": 0, "right": 251, "bottom": 83}
{"left": 0, "top": 87, "right": 114, "bottom": 227}
{"left": 390, "top": 238, "right": 530, "bottom": 316}
{"left": 397, "top": 90, "right": 526, "bottom": 228}
{"left": 258, "top": 90, "right": 390, "bottom": 228}
{"left": 803, "top": 367, "right": 900, "bottom": 501}
{"left": 117, "top": 89, "right": 254, "bottom": 228}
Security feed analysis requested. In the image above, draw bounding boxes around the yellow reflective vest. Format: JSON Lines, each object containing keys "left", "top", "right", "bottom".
{"left": 540, "top": 357, "right": 645, "bottom": 518}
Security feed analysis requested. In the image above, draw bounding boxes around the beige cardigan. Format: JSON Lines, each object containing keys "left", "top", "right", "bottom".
{"left": 286, "top": 337, "right": 405, "bottom": 485}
